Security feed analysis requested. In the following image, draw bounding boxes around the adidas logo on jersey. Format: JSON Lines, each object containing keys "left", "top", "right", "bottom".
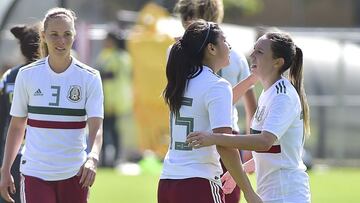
{"left": 34, "top": 89, "right": 43, "bottom": 96}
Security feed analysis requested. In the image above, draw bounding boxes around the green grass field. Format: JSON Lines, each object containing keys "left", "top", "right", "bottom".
{"left": 89, "top": 167, "right": 360, "bottom": 203}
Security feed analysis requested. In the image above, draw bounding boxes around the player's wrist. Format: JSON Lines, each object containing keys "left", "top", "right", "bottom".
{"left": 0, "top": 166, "right": 11, "bottom": 174}
{"left": 87, "top": 152, "right": 99, "bottom": 163}
{"left": 210, "top": 133, "right": 219, "bottom": 145}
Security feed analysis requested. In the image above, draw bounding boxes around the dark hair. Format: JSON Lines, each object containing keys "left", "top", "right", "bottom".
{"left": 266, "top": 32, "right": 310, "bottom": 136}
{"left": 174, "top": 0, "right": 196, "bottom": 23}
{"left": 10, "top": 23, "right": 40, "bottom": 63}
{"left": 163, "top": 20, "right": 222, "bottom": 115}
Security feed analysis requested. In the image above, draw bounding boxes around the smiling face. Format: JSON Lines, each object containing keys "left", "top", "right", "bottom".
{"left": 42, "top": 15, "right": 75, "bottom": 58}
{"left": 249, "top": 35, "right": 278, "bottom": 80}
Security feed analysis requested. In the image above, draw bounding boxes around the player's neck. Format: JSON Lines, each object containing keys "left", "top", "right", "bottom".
{"left": 48, "top": 55, "right": 72, "bottom": 73}
{"left": 261, "top": 75, "right": 282, "bottom": 91}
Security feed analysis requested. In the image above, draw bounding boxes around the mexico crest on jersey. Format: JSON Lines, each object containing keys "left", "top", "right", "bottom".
{"left": 254, "top": 106, "right": 266, "bottom": 122}
{"left": 68, "top": 85, "right": 81, "bottom": 102}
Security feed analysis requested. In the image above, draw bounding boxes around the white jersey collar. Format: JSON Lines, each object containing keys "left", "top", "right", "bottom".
{"left": 45, "top": 56, "right": 75, "bottom": 77}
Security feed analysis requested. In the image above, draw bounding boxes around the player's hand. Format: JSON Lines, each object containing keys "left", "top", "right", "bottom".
{"left": 243, "top": 158, "right": 255, "bottom": 174}
{"left": 186, "top": 131, "right": 214, "bottom": 148}
{"left": 221, "top": 171, "right": 237, "bottom": 194}
{"left": 78, "top": 156, "right": 98, "bottom": 188}
{"left": 0, "top": 170, "right": 15, "bottom": 203}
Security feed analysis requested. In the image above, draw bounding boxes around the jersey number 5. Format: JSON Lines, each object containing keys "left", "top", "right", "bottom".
{"left": 170, "top": 97, "right": 193, "bottom": 151}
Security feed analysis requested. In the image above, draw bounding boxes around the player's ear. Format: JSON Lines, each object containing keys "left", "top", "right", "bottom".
{"left": 207, "top": 43, "right": 216, "bottom": 56}
{"left": 273, "top": 57, "right": 284, "bottom": 69}
{"left": 40, "top": 30, "right": 46, "bottom": 43}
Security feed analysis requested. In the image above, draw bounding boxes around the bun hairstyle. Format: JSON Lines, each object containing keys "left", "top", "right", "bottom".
{"left": 10, "top": 23, "right": 40, "bottom": 63}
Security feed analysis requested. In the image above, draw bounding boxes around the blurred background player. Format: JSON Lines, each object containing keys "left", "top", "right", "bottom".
{"left": 0, "top": 22, "right": 41, "bottom": 203}
{"left": 96, "top": 27, "right": 133, "bottom": 167}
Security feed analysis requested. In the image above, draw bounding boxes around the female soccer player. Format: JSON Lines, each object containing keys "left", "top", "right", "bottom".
{"left": 158, "top": 20, "right": 261, "bottom": 203}
{"left": 174, "top": 1, "right": 258, "bottom": 201}
{"left": 187, "top": 32, "right": 311, "bottom": 203}
{"left": 0, "top": 7, "right": 103, "bottom": 203}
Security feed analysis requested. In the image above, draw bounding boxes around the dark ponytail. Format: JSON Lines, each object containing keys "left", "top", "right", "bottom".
{"left": 289, "top": 47, "right": 310, "bottom": 136}
{"left": 163, "top": 20, "right": 221, "bottom": 115}
{"left": 163, "top": 40, "right": 202, "bottom": 114}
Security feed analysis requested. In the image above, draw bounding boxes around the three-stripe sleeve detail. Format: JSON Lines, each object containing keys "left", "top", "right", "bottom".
{"left": 275, "top": 81, "right": 287, "bottom": 94}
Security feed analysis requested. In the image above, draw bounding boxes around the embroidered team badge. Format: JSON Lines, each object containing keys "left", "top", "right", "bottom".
{"left": 255, "top": 106, "right": 266, "bottom": 122}
{"left": 68, "top": 85, "right": 81, "bottom": 102}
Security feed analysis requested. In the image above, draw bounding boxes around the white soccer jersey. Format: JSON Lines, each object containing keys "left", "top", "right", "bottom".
{"left": 251, "top": 77, "right": 310, "bottom": 202}
{"left": 10, "top": 56, "right": 104, "bottom": 181}
{"left": 160, "top": 66, "right": 233, "bottom": 186}
{"left": 219, "top": 50, "right": 251, "bottom": 132}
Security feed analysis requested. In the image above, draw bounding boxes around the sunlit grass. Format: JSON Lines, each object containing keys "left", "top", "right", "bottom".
{"left": 89, "top": 167, "right": 360, "bottom": 203}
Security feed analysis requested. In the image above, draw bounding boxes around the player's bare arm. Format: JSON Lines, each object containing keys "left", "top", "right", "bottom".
{"left": 0, "top": 117, "right": 27, "bottom": 203}
{"left": 232, "top": 74, "right": 258, "bottom": 104}
{"left": 187, "top": 130, "right": 277, "bottom": 151}
{"left": 78, "top": 117, "right": 103, "bottom": 188}
{"left": 213, "top": 127, "right": 262, "bottom": 203}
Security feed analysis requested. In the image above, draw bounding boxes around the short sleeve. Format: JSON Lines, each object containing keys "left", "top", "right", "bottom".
{"left": 262, "top": 94, "right": 298, "bottom": 139}
{"left": 85, "top": 71, "right": 104, "bottom": 118}
{"left": 10, "top": 70, "right": 28, "bottom": 117}
{"left": 205, "top": 80, "right": 233, "bottom": 130}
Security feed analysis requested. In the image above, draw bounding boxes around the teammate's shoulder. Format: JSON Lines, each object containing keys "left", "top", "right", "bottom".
{"left": 209, "top": 75, "right": 231, "bottom": 90}
{"left": 1, "top": 67, "right": 13, "bottom": 80}
{"left": 206, "top": 70, "right": 230, "bottom": 86}
{"left": 2, "top": 65, "right": 23, "bottom": 82}
{"left": 73, "top": 58, "right": 99, "bottom": 76}
{"left": 19, "top": 58, "right": 46, "bottom": 73}
{"left": 202, "top": 66, "right": 221, "bottom": 79}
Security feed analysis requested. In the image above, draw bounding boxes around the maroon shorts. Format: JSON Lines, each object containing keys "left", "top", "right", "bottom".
{"left": 20, "top": 174, "right": 88, "bottom": 203}
{"left": 158, "top": 178, "right": 225, "bottom": 203}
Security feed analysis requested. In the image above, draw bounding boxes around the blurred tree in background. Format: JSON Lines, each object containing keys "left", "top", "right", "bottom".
{"left": 224, "top": 0, "right": 263, "bottom": 15}
{"left": 223, "top": 0, "right": 263, "bottom": 23}
{"left": 99, "top": 0, "right": 263, "bottom": 24}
